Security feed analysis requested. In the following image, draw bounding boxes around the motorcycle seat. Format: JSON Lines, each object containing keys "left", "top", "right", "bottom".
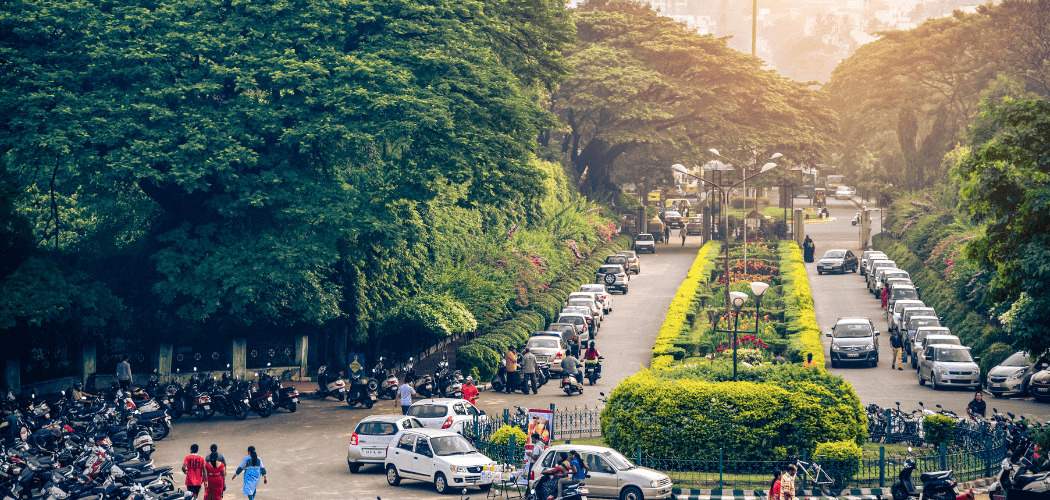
{"left": 920, "top": 470, "right": 953, "bottom": 482}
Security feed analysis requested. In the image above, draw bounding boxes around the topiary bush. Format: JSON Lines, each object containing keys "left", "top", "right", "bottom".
{"left": 490, "top": 425, "right": 528, "bottom": 446}
{"left": 814, "top": 440, "right": 862, "bottom": 488}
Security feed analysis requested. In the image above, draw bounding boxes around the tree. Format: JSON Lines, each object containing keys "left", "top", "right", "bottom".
{"left": 553, "top": 0, "right": 835, "bottom": 195}
{"left": 954, "top": 95, "right": 1050, "bottom": 356}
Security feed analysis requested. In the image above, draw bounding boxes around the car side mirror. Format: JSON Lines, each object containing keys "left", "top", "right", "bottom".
{"left": 874, "top": 330, "right": 881, "bottom": 336}
{"left": 825, "top": 332, "right": 833, "bottom": 338}
{"left": 973, "top": 357, "right": 981, "bottom": 363}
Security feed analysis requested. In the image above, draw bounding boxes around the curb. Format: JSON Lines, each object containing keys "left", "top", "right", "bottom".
{"left": 673, "top": 488, "right": 889, "bottom": 500}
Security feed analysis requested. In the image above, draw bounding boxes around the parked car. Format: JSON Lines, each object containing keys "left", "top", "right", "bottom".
{"left": 835, "top": 185, "right": 856, "bottom": 200}
{"left": 525, "top": 335, "right": 566, "bottom": 373}
{"left": 568, "top": 292, "right": 606, "bottom": 318}
{"left": 347, "top": 415, "right": 426, "bottom": 472}
{"left": 663, "top": 210, "right": 683, "bottom": 229}
{"left": 384, "top": 428, "right": 496, "bottom": 494}
{"left": 908, "top": 327, "right": 953, "bottom": 369}
{"left": 866, "top": 260, "right": 897, "bottom": 292}
{"left": 888, "top": 299, "right": 925, "bottom": 333}
{"left": 562, "top": 306, "right": 597, "bottom": 334}
{"left": 595, "top": 264, "right": 629, "bottom": 294}
{"left": 874, "top": 269, "right": 911, "bottom": 297}
{"left": 883, "top": 277, "right": 913, "bottom": 296}
{"left": 548, "top": 322, "right": 586, "bottom": 346}
{"left": 604, "top": 254, "right": 631, "bottom": 274}
{"left": 826, "top": 317, "right": 880, "bottom": 368}
{"left": 407, "top": 398, "right": 486, "bottom": 434}
{"left": 556, "top": 313, "right": 592, "bottom": 342}
{"left": 633, "top": 233, "right": 656, "bottom": 253}
{"left": 900, "top": 307, "right": 937, "bottom": 353}
{"left": 1027, "top": 365, "right": 1050, "bottom": 402}
{"left": 566, "top": 298, "right": 603, "bottom": 326}
{"left": 616, "top": 250, "right": 641, "bottom": 274}
{"left": 579, "top": 284, "right": 613, "bottom": 313}
{"left": 532, "top": 444, "right": 673, "bottom": 499}
{"left": 817, "top": 249, "right": 858, "bottom": 274}
{"left": 859, "top": 251, "right": 888, "bottom": 276}
{"left": 912, "top": 333, "right": 961, "bottom": 371}
{"left": 904, "top": 315, "right": 941, "bottom": 345}
{"left": 887, "top": 284, "right": 920, "bottom": 312}
{"left": 918, "top": 345, "right": 981, "bottom": 391}
{"left": 685, "top": 217, "right": 703, "bottom": 236}
{"left": 987, "top": 352, "right": 1045, "bottom": 398}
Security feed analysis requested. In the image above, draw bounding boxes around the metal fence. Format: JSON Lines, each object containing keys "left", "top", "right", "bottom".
{"left": 468, "top": 406, "right": 1007, "bottom": 491}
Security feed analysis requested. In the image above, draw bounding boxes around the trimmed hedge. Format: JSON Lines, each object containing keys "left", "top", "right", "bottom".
{"left": 651, "top": 241, "right": 721, "bottom": 369}
{"left": 456, "top": 236, "right": 630, "bottom": 378}
{"left": 490, "top": 425, "right": 528, "bottom": 446}
{"left": 923, "top": 414, "right": 957, "bottom": 447}
{"left": 779, "top": 241, "right": 825, "bottom": 366}
{"left": 601, "top": 366, "right": 867, "bottom": 460}
{"left": 814, "top": 440, "right": 863, "bottom": 487}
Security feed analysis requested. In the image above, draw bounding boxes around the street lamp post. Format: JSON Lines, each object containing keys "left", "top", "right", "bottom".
{"left": 707, "top": 150, "right": 782, "bottom": 274}
{"left": 709, "top": 282, "right": 770, "bottom": 380}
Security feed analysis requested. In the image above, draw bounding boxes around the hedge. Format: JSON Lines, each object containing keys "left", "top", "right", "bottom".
{"left": 490, "top": 425, "right": 528, "bottom": 446}
{"left": 651, "top": 241, "right": 721, "bottom": 369}
{"left": 456, "top": 236, "right": 630, "bottom": 378}
{"left": 779, "top": 241, "right": 825, "bottom": 367}
{"left": 923, "top": 414, "right": 957, "bottom": 447}
{"left": 601, "top": 368, "right": 866, "bottom": 461}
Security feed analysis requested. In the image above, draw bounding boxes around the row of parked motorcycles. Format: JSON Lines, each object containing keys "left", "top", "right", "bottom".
{"left": 0, "top": 387, "right": 184, "bottom": 499}
{"left": 315, "top": 356, "right": 468, "bottom": 408}
{"left": 881, "top": 402, "right": 1049, "bottom": 499}
{"left": 143, "top": 368, "right": 300, "bottom": 422}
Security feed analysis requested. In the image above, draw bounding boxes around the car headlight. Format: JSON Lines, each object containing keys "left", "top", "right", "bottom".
{"left": 935, "top": 366, "right": 947, "bottom": 374}
{"left": 450, "top": 465, "right": 467, "bottom": 473}
{"left": 650, "top": 479, "right": 661, "bottom": 488}
{"left": 1008, "top": 368, "right": 1026, "bottom": 380}
{"left": 863, "top": 342, "right": 875, "bottom": 350}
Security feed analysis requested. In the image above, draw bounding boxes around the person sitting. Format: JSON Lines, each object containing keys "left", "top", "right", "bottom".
{"left": 583, "top": 342, "right": 602, "bottom": 378}
{"left": 556, "top": 452, "right": 576, "bottom": 497}
{"left": 69, "top": 382, "right": 95, "bottom": 402}
{"left": 967, "top": 391, "right": 986, "bottom": 418}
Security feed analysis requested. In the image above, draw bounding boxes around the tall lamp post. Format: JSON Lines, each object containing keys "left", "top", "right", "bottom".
{"left": 672, "top": 163, "right": 779, "bottom": 337}
{"left": 711, "top": 282, "right": 770, "bottom": 380}
{"left": 706, "top": 149, "right": 782, "bottom": 274}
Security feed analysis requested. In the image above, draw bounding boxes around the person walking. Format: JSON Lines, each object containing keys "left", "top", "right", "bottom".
{"left": 461, "top": 376, "right": 479, "bottom": 405}
{"left": 802, "top": 235, "right": 815, "bottom": 263}
{"left": 524, "top": 432, "right": 545, "bottom": 481}
{"left": 663, "top": 225, "right": 670, "bottom": 244}
{"left": 680, "top": 227, "right": 687, "bottom": 246}
{"left": 203, "top": 445, "right": 226, "bottom": 500}
{"left": 504, "top": 348, "right": 519, "bottom": 394}
{"left": 116, "top": 355, "right": 133, "bottom": 391}
{"left": 880, "top": 285, "right": 889, "bottom": 309}
{"left": 232, "top": 446, "right": 267, "bottom": 500}
{"left": 520, "top": 348, "right": 538, "bottom": 395}
{"left": 397, "top": 377, "right": 416, "bottom": 415}
{"left": 781, "top": 464, "right": 797, "bottom": 500}
{"left": 769, "top": 469, "right": 783, "bottom": 500}
{"left": 182, "top": 444, "right": 207, "bottom": 499}
{"left": 890, "top": 332, "right": 904, "bottom": 370}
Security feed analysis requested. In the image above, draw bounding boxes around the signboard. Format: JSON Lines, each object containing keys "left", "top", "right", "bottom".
{"left": 647, "top": 190, "right": 662, "bottom": 202}
{"left": 526, "top": 408, "right": 554, "bottom": 444}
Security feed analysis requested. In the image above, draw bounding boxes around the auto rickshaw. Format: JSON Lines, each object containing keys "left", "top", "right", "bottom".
{"left": 813, "top": 187, "right": 827, "bottom": 208}
{"left": 648, "top": 217, "right": 666, "bottom": 242}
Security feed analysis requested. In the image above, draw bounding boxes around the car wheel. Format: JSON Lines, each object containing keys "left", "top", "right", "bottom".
{"left": 817, "top": 270, "right": 823, "bottom": 275}
{"left": 831, "top": 359, "right": 838, "bottom": 368}
{"left": 348, "top": 461, "right": 361, "bottom": 473}
{"left": 478, "top": 484, "right": 492, "bottom": 492}
{"left": 623, "top": 287, "right": 629, "bottom": 295}
{"left": 620, "top": 485, "right": 644, "bottom": 500}
{"left": 931, "top": 377, "right": 940, "bottom": 390}
{"left": 386, "top": 465, "right": 401, "bottom": 486}
{"left": 434, "top": 473, "right": 449, "bottom": 494}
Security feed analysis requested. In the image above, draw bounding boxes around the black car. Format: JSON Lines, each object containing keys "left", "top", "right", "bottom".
{"left": 826, "top": 317, "right": 880, "bottom": 368}
{"left": 817, "top": 249, "right": 858, "bottom": 275}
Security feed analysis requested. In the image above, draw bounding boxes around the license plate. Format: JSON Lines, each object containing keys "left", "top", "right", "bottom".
{"left": 990, "top": 383, "right": 1002, "bottom": 388}
{"left": 362, "top": 448, "right": 384, "bottom": 457}
{"left": 369, "top": 395, "right": 377, "bottom": 401}
{"left": 847, "top": 353, "right": 860, "bottom": 358}
{"left": 1038, "top": 387, "right": 1048, "bottom": 393}
{"left": 291, "top": 398, "right": 299, "bottom": 403}
{"left": 202, "top": 405, "right": 210, "bottom": 410}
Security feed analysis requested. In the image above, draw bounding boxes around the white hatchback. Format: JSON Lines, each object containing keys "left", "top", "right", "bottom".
{"left": 407, "top": 398, "right": 486, "bottom": 434}
{"left": 385, "top": 428, "right": 496, "bottom": 494}
{"left": 347, "top": 414, "right": 425, "bottom": 472}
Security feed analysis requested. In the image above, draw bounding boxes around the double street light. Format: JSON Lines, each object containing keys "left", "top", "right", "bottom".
{"left": 716, "top": 282, "right": 770, "bottom": 380}
{"left": 707, "top": 149, "right": 783, "bottom": 274}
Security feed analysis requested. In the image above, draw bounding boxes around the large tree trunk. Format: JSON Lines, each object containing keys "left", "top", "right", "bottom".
{"left": 572, "top": 139, "right": 634, "bottom": 195}
{"left": 896, "top": 106, "right": 920, "bottom": 189}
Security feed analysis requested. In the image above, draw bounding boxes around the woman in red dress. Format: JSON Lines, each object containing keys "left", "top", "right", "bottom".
{"left": 204, "top": 447, "right": 226, "bottom": 500}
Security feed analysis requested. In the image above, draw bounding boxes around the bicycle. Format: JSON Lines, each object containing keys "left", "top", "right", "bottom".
{"left": 791, "top": 456, "right": 836, "bottom": 496}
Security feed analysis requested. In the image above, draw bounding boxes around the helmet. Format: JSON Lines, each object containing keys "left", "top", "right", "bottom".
{"left": 73, "top": 382, "right": 83, "bottom": 390}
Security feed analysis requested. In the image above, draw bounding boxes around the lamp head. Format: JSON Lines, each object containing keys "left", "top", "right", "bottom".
{"left": 750, "top": 281, "right": 770, "bottom": 297}
{"left": 708, "top": 148, "right": 721, "bottom": 157}
{"left": 729, "top": 291, "right": 749, "bottom": 310}
{"left": 769, "top": 152, "right": 784, "bottom": 160}
{"left": 760, "top": 162, "right": 777, "bottom": 173}
{"left": 671, "top": 163, "right": 689, "bottom": 175}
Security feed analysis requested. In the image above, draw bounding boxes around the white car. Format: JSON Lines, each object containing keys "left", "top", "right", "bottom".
{"left": 385, "top": 428, "right": 496, "bottom": 494}
{"left": 407, "top": 398, "right": 486, "bottom": 434}
{"left": 860, "top": 251, "right": 888, "bottom": 276}
{"left": 633, "top": 233, "right": 656, "bottom": 254}
{"left": 532, "top": 444, "right": 673, "bottom": 499}
{"left": 835, "top": 185, "right": 856, "bottom": 200}
{"left": 526, "top": 335, "right": 567, "bottom": 373}
{"left": 578, "top": 284, "right": 613, "bottom": 313}
{"left": 347, "top": 415, "right": 425, "bottom": 472}
{"left": 568, "top": 292, "right": 605, "bottom": 318}
{"left": 888, "top": 299, "right": 925, "bottom": 332}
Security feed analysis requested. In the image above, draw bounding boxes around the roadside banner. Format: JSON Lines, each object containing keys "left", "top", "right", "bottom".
{"left": 527, "top": 408, "right": 553, "bottom": 444}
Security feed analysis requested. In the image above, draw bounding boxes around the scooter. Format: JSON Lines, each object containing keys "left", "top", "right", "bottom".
{"left": 584, "top": 357, "right": 603, "bottom": 385}
{"left": 315, "top": 364, "right": 348, "bottom": 401}
{"left": 892, "top": 452, "right": 967, "bottom": 500}
{"left": 346, "top": 371, "right": 376, "bottom": 409}
{"left": 528, "top": 467, "right": 589, "bottom": 500}
{"left": 561, "top": 375, "right": 584, "bottom": 396}
{"left": 994, "top": 457, "right": 1050, "bottom": 499}
{"left": 373, "top": 357, "right": 399, "bottom": 400}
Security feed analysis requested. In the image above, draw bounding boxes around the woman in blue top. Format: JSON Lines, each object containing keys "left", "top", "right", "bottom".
{"left": 231, "top": 446, "right": 267, "bottom": 500}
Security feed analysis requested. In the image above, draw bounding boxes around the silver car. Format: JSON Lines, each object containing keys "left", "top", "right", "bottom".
{"left": 616, "top": 251, "right": 641, "bottom": 274}
{"left": 918, "top": 345, "right": 981, "bottom": 391}
{"left": 986, "top": 351, "right": 1041, "bottom": 397}
{"left": 874, "top": 269, "right": 911, "bottom": 297}
{"left": 596, "top": 264, "right": 629, "bottom": 294}
{"left": 533, "top": 444, "right": 673, "bottom": 499}
{"left": 887, "top": 285, "right": 920, "bottom": 312}
{"left": 909, "top": 328, "right": 955, "bottom": 369}
{"left": 526, "top": 335, "right": 566, "bottom": 373}
{"left": 860, "top": 251, "right": 887, "bottom": 276}
{"left": 866, "top": 260, "right": 897, "bottom": 292}
{"left": 888, "top": 300, "right": 925, "bottom": 333}
{"left": 579, "top": 284, "right": 613, "bottom": 313}
{"left": 347, "top": 415, "right": 425, "bottom": 472}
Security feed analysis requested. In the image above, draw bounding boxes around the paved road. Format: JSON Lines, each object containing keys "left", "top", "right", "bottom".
{"left": 155, "top": 237, "right": 703, "bottom": 499}
{"left": 804, "top": 198, "right": 1048, "bottom": 419}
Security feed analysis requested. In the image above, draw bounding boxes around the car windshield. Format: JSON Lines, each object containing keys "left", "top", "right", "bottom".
{"left": 568, "top": 300, "right": 592, "bottom": 308}
{"left": 885, "top": 272, "right": 909, "bottom": 280}
{"left": 580, "top": 285, "right": 605, "bottom": 293}
{"left": 894, "top": 301, "right": 924, "bottom": 314}
{"left": 431, "top": 435, "right": 477, "bottom": 456}
{"left": 606, "top": 256, "right": 626, "bottom": 263}
{"left": 892, "top": 288, "right": 918, "bottom": 299}
{"left": 835, "top": 323, "right": 872, "bottom": 338}
{"left": 636, "top": 234, "right": 654, "bottom": 241}
{"left": 558, "top": 315, "right": 583, "bottom": 325}
{"left": 1001, "top": 352, "right": 1032, "bottom": 367}
{"left": 665, "top": 211, "right": 681, "bottom": 217}
{"left": 910, "top": 318, "right": 939, "bottom": 328}
{"left": 528, "top": 338, "right": 560, "bottom": 349}
{"left": 601, "top": 450, "right": 636, "bottom": 471}
{"left": 864, "top": 252, "right": 886, "bottom": 260}
{"left": 408, "top": 405, "right": 448, "bottom": 418}
{"left": 927, "top": 337, "right": 960, "bottom": 346}
{"left": 823, "top": 251, "right": 845, "bottom": 259}
{"left": 937, "top": 349, "right": 973, "bottom": 363}
{"left": 599, "top": 266, "right": 621, "bottom": 274}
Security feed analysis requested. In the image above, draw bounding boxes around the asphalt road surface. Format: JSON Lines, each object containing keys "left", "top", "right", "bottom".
{"left": 155, "top": 236, "right": 703, "bottom": 499}
{"left": 804, "top": 198, "right": 1048, "bottom": 420}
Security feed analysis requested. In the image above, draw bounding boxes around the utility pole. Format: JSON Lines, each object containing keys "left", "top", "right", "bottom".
{"left": 751, "top": 0, "right": 758, "bottom": 56}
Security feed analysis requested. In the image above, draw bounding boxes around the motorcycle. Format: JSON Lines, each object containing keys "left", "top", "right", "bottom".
{"left": 561, "top": 375, "right": 584, "bottom": 396}
{"left": 892, "top": 450, "right": 967, "bottom": 500}
{"left": 994, "top": 457, "right": 1050, "bottom": 500}
{"left": 584, "top": 357, "right": 603, "bottom": 385}
{"left": 248, "top": 374, "right": 275, "bottom": 418}
{"left": 315, "top": 364, "right": 348, "bottom": 401}
{"left": 372, "top": 356, "right": 400, "bottom": 400}
{"left": 259, "top": 372, "right": 299, "bottom": 413}
{"left": 528, "top": 467, "right": 589, "bottom": 500}
{"left": 346, "top": 371, "right": 376, "bottom": 409}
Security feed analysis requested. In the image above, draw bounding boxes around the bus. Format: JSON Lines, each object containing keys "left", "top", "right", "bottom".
{"left": 825, "top": 174, "right": 845, "bottom": 190}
